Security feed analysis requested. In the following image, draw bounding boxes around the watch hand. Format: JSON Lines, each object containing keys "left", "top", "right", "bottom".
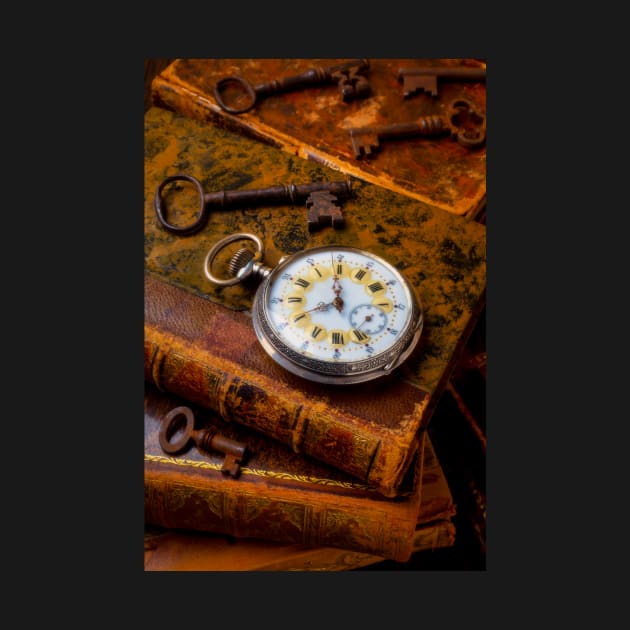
{"left": 330, "top": 254, "right": 344, "bottom": 312}
{"left": 303, "top": 301, "right": 334, "bottom": 313}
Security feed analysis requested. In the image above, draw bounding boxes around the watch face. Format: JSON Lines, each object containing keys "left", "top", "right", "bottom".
{"left": 252, "top": 245, "right": 423, "bottom": 384}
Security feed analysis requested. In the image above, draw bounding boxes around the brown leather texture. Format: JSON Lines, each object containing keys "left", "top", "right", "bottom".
{"left": 145, "top": 272, "right": 424, "bottom": 496}
{"left": 144, "top": 384, "right": 427, "bottom": 563}
{"left": 143, "top": 519, "right": 456, "bottom": 572}
{"left": 144, "top": 531, "right": 386, "bottom": 572}
{"left": 151, "top": 58, "right": 486, "bottom": 218}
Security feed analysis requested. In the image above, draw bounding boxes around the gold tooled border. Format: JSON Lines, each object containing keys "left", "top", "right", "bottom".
{"left": 144, "top": 453, "right": 386, "bottom": 492}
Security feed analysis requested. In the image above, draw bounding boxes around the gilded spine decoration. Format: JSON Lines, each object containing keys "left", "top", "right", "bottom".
{"left": 144, "top": 325, "right": 401, "bottom": 492}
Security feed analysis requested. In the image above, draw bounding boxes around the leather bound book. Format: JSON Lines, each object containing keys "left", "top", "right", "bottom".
{"left": 144, "top": 384, "right": 429, "bottom": 563}
{"left": 150, "top": 58, "right": 486, "bottom": 219}
{"left": 144, "top": 521, "right": 456, "bottom": 572}
{"left": 143, "top": 421, "right": 455, "bottom": 571}
{"left": 146, "top": 273, "right": 426, "bottom": 497}
{"left": 144, "top": 106, "right": 486, "bottom": 497}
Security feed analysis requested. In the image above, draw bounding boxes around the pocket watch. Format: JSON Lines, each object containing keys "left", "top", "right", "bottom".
{"left": 203, "top": 233, "right": 424, "bottom": 385}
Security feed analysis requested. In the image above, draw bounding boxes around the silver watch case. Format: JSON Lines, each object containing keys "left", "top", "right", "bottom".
{"left": 251, "top": 246, "right": 423, "bottom": 385}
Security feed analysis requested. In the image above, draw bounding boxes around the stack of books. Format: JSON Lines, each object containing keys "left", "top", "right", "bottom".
{"left": 143, "top": 59, "right": 486, "bottom": 570}
{"left": 144, "top": 383, "right": 456, "bottom": 570}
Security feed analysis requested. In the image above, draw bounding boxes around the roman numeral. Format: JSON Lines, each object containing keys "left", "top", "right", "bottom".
{"left": 367, "top": 281, "right": 385, "bottom": 294}
{"left": 294, "top": 278, "right": 310, "bottom": 288}
{"left": 351, "top": 329, "right": 369, "bottom": 343}
{"left": 373, "top": 298, "right": 393, "bottom": 313}
{"left": 331, "top": 331, "right": 345, "bottom": 345}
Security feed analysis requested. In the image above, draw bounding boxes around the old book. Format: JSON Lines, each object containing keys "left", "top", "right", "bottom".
{"left": 150, "top": 58, "right": 486, "bottom": 218}
{"left": 144, "top": 529, "right": 396, "bottom": 571}
{"left": 144, "top": 516, "right": 456, "bottom": 572}
{"left": 144, "top": 106, "right": 486, "bottom": 497}
{"left": 144, "top": 383, "right": 431, "bottom": 563}
{"left": 144, "top": 381, "right": 457, "bottom": 571}
{"left": 144, "top": 520, "right": 456, "bottom": 572}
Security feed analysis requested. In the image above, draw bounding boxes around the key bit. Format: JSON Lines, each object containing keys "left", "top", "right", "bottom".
{"left": 327, "top": 59, "right": 371, "bottom": 102}
{"left": 398, "top": 65, "right": 486, "bottom": 98}
{"left": 159, "top": 406, "right": 248, "bottom": 478}
{"left": 305, "top": 190, "right": 345, "bottom": 232}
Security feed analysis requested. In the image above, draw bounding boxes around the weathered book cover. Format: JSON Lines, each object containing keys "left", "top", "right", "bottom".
{"left": 144, "top": 384, "right": 428, "bottom": 563}
{"left": 143, "top": 523, "right": 454, "bottom": 572}
{"left": 151, "top": 58, "right": 486, "bottom": 218}
{"left": 144, "top": 106, "right": 486, "bottom": 497}
{"left": 143, "top": 426, "right": 455, "bottom": 572}
{"left": 146, "top": 272, "right": 427, "bottom": 496}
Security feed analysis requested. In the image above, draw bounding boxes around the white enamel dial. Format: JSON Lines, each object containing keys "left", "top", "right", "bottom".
{"left": 251, "top": 245, "right": 423, "bottom": 384}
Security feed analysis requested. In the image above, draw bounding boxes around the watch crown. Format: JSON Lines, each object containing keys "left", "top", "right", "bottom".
{"left": 228, "top": 247, "right": 255, "bottom": 277}
{"left": 227, "top": 246, "right": 271, "bottom": 283}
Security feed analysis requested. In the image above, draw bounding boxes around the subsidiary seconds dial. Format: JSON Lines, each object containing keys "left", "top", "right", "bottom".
{"left": 204, "top": 234, "right": 424, "bottom": 385}
{"left": 348, "top": 303, "right": 388, "bottom": 335}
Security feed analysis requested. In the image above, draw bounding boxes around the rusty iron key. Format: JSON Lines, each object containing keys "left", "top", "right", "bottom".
{"left": 155, "top": 174, "right": 353, "bottom": 235}
{"left": 213, "top": 59, "right": 371, "bottom": 114}
{"left": 159, "top": 406, "right": 248, "bottom": 478}
{"left": 398, "top": 65, "right": 486, "bottom": 98}
{"left": 348, "top": 98, "right": 485, "bottom": 158}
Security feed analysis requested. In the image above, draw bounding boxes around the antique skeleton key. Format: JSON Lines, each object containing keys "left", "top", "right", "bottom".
{"left": 348, "top": 98, "right": 485, "bottom": 158}
{"left": 213, "top": 59, "right": 371, "bottom": 114}
{"left": 155, "top": 175, "right": 353, "bottom": 235}
{"left": 159, "top": 406, "right": 248, "bottom": 478}
{"left": 398, "top": 65, "right": 486, "bottom": 98}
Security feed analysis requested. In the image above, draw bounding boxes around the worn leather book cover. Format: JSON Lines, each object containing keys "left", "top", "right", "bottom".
{"left": 143, "top": 521, "right": 456, "bottom": 572}
{"left": 151, "top": 58, "right": 486, "bottom": 218}
{"left": 144, "top": 384, "right": 429, "bottom": 563}
{"left": 144, "top": 422, "right": 455, "bottom": 572}
{"left": 145, "top": 272, "right": 428, "bottom": 497}
{"left": 144, "top": 106, "right": 486, "bottom": 497}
